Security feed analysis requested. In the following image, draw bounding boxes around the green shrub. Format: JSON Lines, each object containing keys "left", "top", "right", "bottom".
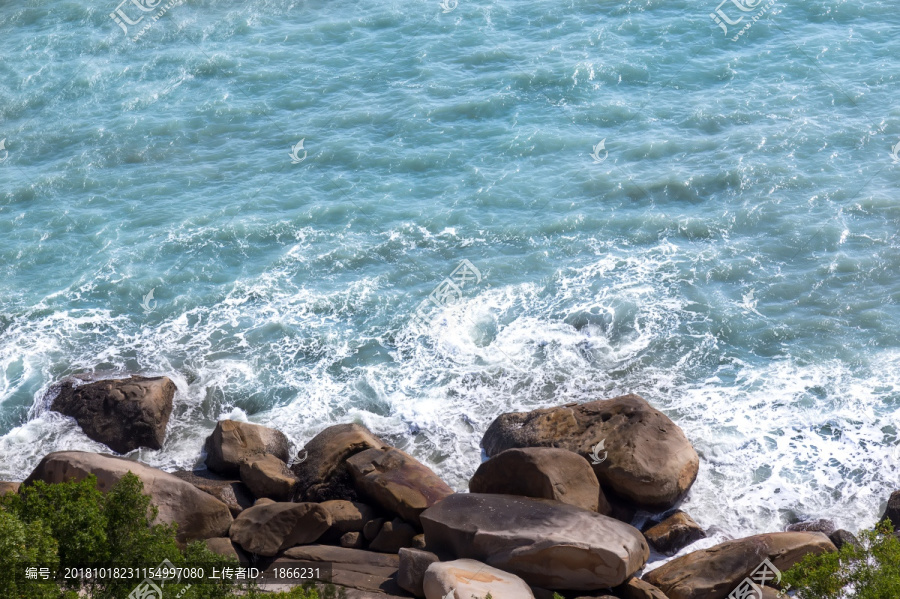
{"left": 0, "top": 474, "right": 355, "bottom": 599}
{"left": 784, "top": 520, "right": 900, "bottom": 598}
{"left": 0, "top": 473, "right": 238, "bottom": 599}
{"left": 0, "top": 509, "right": 65, "bottom": 598}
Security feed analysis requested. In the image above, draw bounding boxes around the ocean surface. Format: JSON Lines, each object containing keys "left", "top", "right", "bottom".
{"left": 1, "top": 0, "right": 899, "bottom": 565}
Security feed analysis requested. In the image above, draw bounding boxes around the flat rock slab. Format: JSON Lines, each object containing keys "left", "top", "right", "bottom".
{"left": 171, "top": 469, "right": 254, "bottom": 517}
{"left": 282, "top": 545, "right": 404, "bottom": 596}
{"left": 230, "top": 502, "right": 332, "bottom": 556}
{"left": 284, "top": 545, "right": 400, "bottom": 570}
{"left": 23, "top": 451, "right": 232, "bottom": 543}
{"left": 421, "top": 493, "right": 648, "bottom": 590}
{"left": 291, "top": 423, "right": 388, "bottom": 502}
{"left": 348, "top": 447, "right": 454, "bottom": 526}
{"left": 423, "top": 559, "right": 535, "bottom": 599}
{"left": 50, "top": 375, "right": 175, "bottom": 454}
{"left": 469, "top": 447, "right": 605, "bottom": 513}
{"left": 482, "top": 394, "right": 699, "bottom": 510}
{"left": 642, "top": 532, "right": 836, "bottom": 599}
{"left": 204, "top": 419, "right": 291, "bottom": 477}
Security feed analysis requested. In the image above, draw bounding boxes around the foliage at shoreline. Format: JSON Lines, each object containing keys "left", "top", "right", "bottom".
{"left": 0, "top": 474, "right": 240, "bottom": 598}
{"left": 784, "top": 520, "right": 900, "bottom": 598}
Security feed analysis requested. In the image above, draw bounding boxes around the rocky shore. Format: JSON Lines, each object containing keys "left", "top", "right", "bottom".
{"left": 3, "top": 373, "right": 893, "bottom": 598}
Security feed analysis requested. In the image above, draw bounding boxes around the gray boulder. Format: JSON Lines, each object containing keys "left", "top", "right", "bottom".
{"left": 420, "top": 493, "right": 648, "bottom": 590}
{"left": 829, "top": 529, "right": 861, "bottom": 551}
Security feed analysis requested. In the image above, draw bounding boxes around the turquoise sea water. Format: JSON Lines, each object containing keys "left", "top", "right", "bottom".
{"left": 1, "top": 0, "right": 899, "bottom": 562}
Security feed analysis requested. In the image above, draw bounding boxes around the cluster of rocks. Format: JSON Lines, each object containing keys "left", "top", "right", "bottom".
{"left": 3, "top": 375, "right": 887, "bottom": 598}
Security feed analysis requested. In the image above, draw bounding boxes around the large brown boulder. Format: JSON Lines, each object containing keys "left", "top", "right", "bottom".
{"left": 229, "top": 502, "right": 331, "bottom": 556}
{"left": 347, "top": 447, "right": 454, "bottom": 526}
{"left": 643, "top": 511, "right": 706, "bottom": 555}
{"left": 469, "top": 447, "right": 606, "bottom": 513}
{"left": 204, "top": 420, "right": 291, "bottom": 477}
{"left": 642, "top": 532, "right": 837, "bottom": 599}
{"left": 239, "top": 454, "right": 300, "bottom": 501}
{"left": 482, "top": 394, "right": 699, "bottom": 509}
{"left": 50, "top": 375, "right": 175, "bottom": 454}
{"left": 291, "top": 423, "right": 388, "bottom": 502}
{"left": 23, "top": 451, "right": 232, "bottom": 542}
{"left": 420, "top": 493, "right": 648, "bottom": 590}
{"left": 171, "top": 470, "right": 254, "bottom": 517}
{"left": 423, "top": 559, "right": 535, "bottom": 599}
